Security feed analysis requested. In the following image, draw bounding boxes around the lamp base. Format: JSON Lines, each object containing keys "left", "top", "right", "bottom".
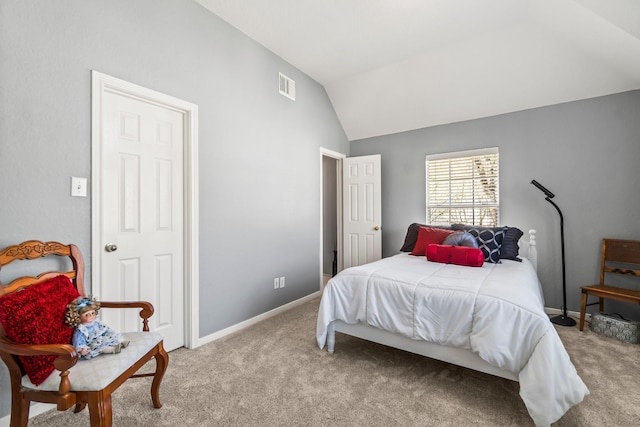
{"left": 550, "top": 314, "right": 577, "bottom": 327}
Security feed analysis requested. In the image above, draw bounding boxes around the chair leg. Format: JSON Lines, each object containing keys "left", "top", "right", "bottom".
{"left": 87, "top": 391, "right": 112, "bottom": 427}
{"left": 151, "top": 342, "right": 169, "bottom": 409}
{"left": 10, "top": 394, "right": 29, "bottom": 427}
{"left": 74, "top": 402, "right": 87, "bottom": 413}
{"left": 579, "top": 292, "right": 588, "bottom": 331}
{"left": 598, "top": 297, "right": 604, "bottom": 312}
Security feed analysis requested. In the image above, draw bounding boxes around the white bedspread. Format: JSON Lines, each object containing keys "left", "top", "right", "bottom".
{"left": 316, "top": 253, "right": 588, "bottom": 427}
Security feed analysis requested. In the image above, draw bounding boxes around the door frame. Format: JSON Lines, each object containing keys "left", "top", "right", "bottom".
{"left": 91, "top": 70, "right": 200, "bottom": 349}
{"left": 319, "top": 147, "right": 345, "bottom": 290}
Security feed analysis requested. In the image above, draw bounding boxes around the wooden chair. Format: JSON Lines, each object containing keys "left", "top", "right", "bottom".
{"left": 579, "top": 238, "right": 640, "bottom": 331}
{"left": 0, "top": 240, "right": 169, "bottom": 426}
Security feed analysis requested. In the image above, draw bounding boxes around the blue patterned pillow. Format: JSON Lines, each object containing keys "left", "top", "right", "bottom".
{"left": 451, "top": 224, "right": 506, "bottom": 263}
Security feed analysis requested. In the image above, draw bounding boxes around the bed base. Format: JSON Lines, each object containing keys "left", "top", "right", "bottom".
{"left": 327, "top": 320, "right": 517, "bottom": 381}
{"left": 324, "top": 229, "right": 538, "bottom": 383}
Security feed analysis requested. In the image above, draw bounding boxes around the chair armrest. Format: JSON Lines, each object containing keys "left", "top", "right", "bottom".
{"left": 0, "top": 336, "right": 78, "bottom": 395}
{"left": 99, "top": 301, "right": 155, "bottom": 331}
{"left": 0, "top": 336, "right": 78, "bottom": 371}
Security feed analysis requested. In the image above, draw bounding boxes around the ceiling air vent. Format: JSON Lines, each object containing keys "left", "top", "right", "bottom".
{"left": 279, "top": 72, "right": 295, "bottom": 100}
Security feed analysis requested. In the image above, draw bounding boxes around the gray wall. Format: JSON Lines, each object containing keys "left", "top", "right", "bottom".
{"left": 351, "top": 90, "right": 640, "bottom": 319}
{"left": 0, "top": 0, "right": 348, "bottom": 417}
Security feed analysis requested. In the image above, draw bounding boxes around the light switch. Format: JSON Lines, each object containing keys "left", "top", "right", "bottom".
{"left": 71, "top": 177, "right": 87, "bottom": 197}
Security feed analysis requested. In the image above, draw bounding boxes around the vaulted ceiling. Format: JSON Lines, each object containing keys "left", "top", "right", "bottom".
{"left": 195, "top": 0, "right": 640, "bottom": 141}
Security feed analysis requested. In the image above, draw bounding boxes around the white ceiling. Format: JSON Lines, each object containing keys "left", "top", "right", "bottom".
{"left": 195, "top": 0, "right": 640, "bottom": 141}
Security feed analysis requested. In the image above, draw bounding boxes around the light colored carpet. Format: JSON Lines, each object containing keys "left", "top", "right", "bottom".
{"left": 29, "top": 298, "right": 640, "bottom": 426}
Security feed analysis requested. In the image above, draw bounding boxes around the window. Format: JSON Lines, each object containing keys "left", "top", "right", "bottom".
{"left": 426, "top": 147, "right": 499, "bottom": 226}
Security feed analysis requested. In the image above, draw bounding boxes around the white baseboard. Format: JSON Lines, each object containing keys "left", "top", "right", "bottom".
{"left": 193, "top": 291, "right": 321, "bottom": 348}
{"left": 544, "top": 307, "right": 590, "bottom": 323}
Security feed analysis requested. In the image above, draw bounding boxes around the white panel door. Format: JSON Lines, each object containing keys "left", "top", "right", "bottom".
{"left": 99, "top": 89, "right": 184, "bottom": 351}
{"left": 342, "top": 154, "right": 382, "bottom": 268}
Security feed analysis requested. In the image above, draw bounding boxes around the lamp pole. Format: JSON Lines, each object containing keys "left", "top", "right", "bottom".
{"left": 544, "top": 197, "right": 576, "bottom": 326}
{"left": 531, "top": 179, "right": 576, "bottom": 327}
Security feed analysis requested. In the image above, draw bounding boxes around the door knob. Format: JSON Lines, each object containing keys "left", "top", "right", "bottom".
{"left": 374, "top": 226, "right": 380, "bottom": 231}
{"left": 105, "top": 243, "right": 118, "bottom": 252}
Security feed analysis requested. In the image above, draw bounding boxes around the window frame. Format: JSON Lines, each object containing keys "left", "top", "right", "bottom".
{"left": 425, "top": 147, "right": 500, "bottom": 226}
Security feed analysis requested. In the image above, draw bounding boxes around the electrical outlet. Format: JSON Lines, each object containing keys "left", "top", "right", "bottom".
{"left": 279, "top": 276, "right": 285, "bottom": 288}
{"left": 273, "top": 277, "right": 280, "bottom": 289}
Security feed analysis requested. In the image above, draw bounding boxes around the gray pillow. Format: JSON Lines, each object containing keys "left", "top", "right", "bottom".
{"left": 442, "top": 231, "right": 478, "bottom": 248}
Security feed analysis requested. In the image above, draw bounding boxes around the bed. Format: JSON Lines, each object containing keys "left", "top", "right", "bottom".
{"left": 316, "top": 225, "right": 589, "bottom": 427}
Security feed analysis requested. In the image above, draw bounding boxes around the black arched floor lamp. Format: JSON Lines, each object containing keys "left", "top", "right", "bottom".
{"left": 531, "top": 180, "right": 576, "bottom": 327}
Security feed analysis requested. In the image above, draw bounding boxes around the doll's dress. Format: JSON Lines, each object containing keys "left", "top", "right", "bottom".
{"left": 73, "top": 319, "right": 124, "bottom": 359}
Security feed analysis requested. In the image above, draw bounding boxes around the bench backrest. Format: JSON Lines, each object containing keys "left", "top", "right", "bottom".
{"left": 600, "top": 238, "right": 640, "bottom": 284}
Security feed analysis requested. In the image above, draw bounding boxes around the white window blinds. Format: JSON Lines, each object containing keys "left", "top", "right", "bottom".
{"left": 426, "top": 148, "right": 499, "bottom": 226}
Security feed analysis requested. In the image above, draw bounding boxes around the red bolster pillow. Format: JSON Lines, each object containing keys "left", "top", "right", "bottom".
{"left": 426, "top": 244, "right": 485, "bottom": 267}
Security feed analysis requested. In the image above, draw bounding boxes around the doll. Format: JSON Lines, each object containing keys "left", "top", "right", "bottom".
{"left": 65, "top": 296, "right": 129, "bottom": 359}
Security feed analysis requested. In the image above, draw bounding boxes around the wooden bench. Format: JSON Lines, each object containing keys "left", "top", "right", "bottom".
{"left": 579, "top": 238, "right": 640, "bottom": 331}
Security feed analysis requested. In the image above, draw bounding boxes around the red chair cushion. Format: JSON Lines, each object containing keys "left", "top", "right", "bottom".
{"left": 426, "top": 244, "right": 485, "bottom": 267}
{"left": 0, "top": 275, "right": 80, "bottom": 385}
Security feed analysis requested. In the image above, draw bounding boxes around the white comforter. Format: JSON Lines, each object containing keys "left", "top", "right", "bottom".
{"left": 316, "top": 253, "right": 588, "bottom": 427}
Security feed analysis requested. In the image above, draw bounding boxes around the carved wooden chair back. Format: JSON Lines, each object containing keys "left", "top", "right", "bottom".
{"left": 0, "top": 240, "right": 85, "bottom": 295}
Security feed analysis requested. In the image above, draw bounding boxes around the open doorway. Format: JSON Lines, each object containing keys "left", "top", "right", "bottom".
{"left": 320, "top": 148, "right": 344, "bottom": 290}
